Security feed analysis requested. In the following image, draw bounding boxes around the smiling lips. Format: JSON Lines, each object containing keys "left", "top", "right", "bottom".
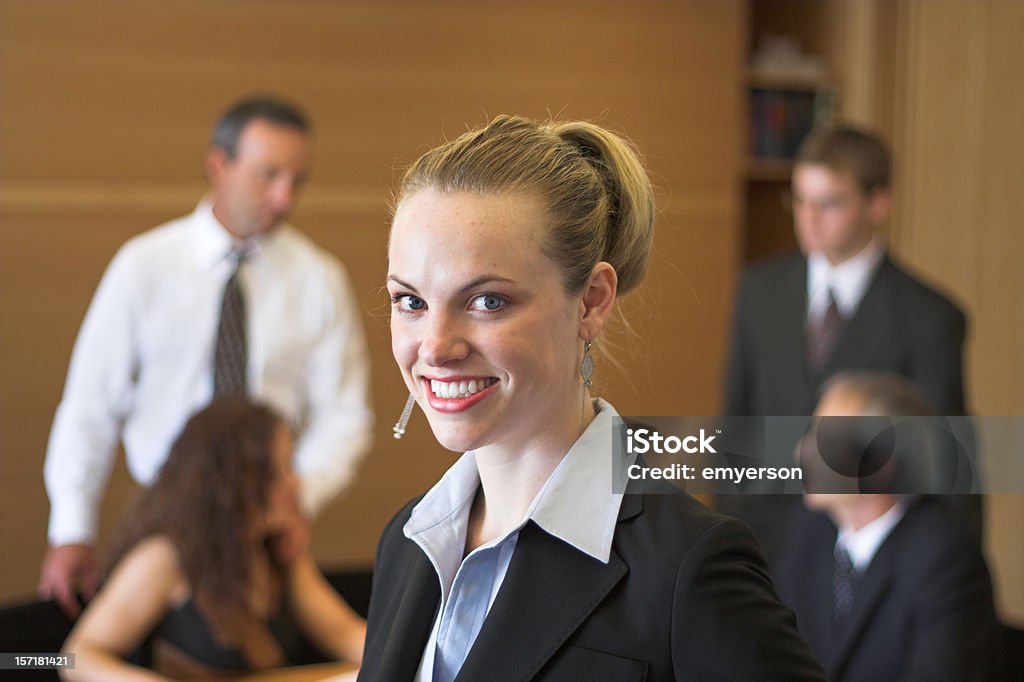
{"left": 424, "top": 377, "right": 498, "bottom": 412}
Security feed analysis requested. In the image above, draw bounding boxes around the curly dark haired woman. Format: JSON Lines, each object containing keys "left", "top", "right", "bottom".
{"left": 61, "top": 397, "right": 364, "bottom": 681}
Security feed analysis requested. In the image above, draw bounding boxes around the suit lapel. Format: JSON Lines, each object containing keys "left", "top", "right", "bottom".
{"left": 804, "top": 538, "right": 837, "bottom": 663}
{"left": 455, "top": 503, "right": 635, "bottom": 681}
{"left": 828, "top": 528, "right": 898, "bottom": 679}
{"left": 791, "top": 519, "right": 841, "bottom": 667}
{"left": 369, "top": 546, "right": 442, "bottom": 681}
{"left": 823, "top": 256, "right": 894, "bottom": 376}
{"left": 777, "top": 258, "right": 815, "bottom": 410}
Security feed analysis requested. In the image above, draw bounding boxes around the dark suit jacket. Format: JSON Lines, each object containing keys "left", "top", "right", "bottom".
{"left": 775, "top": 498, "right": 998, "bottom": 682}
{"left": 719, "top": 252, "right": 975, "bottom": 564}
{"left": 724, "top": 252, "right": 967, "bottom": 417}
{"left": 359, "top": 482, "right": 826, "bottom": 681}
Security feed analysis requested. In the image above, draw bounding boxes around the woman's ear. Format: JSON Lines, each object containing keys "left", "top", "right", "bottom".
{"left": 580, "top": 262, "right": 617, "bottom": 340}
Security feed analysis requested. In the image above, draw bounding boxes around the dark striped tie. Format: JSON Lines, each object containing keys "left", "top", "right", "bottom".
{"left": 833, "top": 545, "right": 858, "bottom": 631}
{"left": 807, "top": 289, "right": 844, "bottom": 372}
{"left": 213, "top": 251, "right": 248, "bottom": 395}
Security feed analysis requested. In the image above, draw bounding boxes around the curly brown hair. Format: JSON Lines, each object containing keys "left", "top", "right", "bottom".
{"left": 105, "top": 397, "right": 286, "bottom": 643}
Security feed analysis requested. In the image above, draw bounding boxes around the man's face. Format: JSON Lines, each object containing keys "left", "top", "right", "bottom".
{"left": 800, "top": 386, "right": 899, "bottom": 517}
{"left": 801, "top": 387, "right": 868, "bottom": 513}
{"left": 791, "top": 164, "right": 889, "bottom": 265}
{"left": 207, "top": 119, "right": 311, "bottom": 240}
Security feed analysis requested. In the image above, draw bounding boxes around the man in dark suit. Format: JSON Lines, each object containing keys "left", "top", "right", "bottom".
{"left": 775, "top": 372, "right": 997, "bottom": 681}
{"left": 720, "top": 125, "right": 970, "bottom": 559}
{"left": 725, "top": 124, "right": 966, "bottom": 418}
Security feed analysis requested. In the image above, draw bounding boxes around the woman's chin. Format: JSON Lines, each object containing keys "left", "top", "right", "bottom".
{"left": 424, "top": 421, "right": 489, "bottom": 454}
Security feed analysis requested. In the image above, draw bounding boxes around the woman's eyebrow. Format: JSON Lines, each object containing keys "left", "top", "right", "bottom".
{"left": 386, "top": 274, "right": 516, "bottom": 295}
{"left": 386, "top": 275, "right": 418, "bottom": 292}
{"left": 456, "top": 275, "right": 516, "bottom": 294}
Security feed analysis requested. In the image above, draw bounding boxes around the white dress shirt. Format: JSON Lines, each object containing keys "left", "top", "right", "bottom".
{"left": 806, "top": 238, "right": 885, "bottom": 324}
{"left": 405, "top": 399, "right": 625, "bottom": 682}
{"left": 44, "top": 201, "right": 373, "bottom": 545}
{"left": 835, "top": 498, "right": 909, "bottom": 573}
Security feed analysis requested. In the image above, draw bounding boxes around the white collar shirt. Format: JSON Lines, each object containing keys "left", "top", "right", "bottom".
{"left": 44, "top": 201, "right": 373, "bottom": 544}
{"left": 807, "top": 238, "right": 885, "bottom": 323}
{"left": 835, "top": 498, "right": 909, "bottom": 573}
{"left": 405, "top": 399, "right": 624, "bottom": 682}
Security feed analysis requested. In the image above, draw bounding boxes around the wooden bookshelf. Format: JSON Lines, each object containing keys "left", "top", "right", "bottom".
{"left": 746, "top": 78, "right": 837, "bottom": 172}
{"left": 741, "top": 0, "right": 839, "bottom": 263}
{"left": 745, "top": 158, "right": 793, "bottom": 182}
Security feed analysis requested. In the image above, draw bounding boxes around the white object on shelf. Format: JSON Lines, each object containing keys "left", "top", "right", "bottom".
{"left": 750, "top": 33, "right": 827, "bottom": 83}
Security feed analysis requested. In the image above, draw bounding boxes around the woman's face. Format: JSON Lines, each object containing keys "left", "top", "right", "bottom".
{"left": 264, "top": 424, "right": 300, "bottom": 531}
{"left": 388, "top": 188, "right": 586, "bottom": 456}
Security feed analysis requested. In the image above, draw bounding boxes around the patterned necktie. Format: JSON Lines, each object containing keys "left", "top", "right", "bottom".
{"left": 807, "top": 289, "right": 843, "bottom": 372}
{"left": 833, "top": 545, "right": 859, "bottom": 628}
{"left": 213, "top": 250, "right": 248, "bottom": 395}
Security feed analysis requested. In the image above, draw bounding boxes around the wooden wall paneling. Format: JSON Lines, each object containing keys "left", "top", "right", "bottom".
{"left": 825, "top": 0, "right": 899, "bottom": 139}
{"left": 742, "top": 178, "right": 796, "bottom": 261}
{"left": 890, "top": 0, "right": 1024, "bottom": 623}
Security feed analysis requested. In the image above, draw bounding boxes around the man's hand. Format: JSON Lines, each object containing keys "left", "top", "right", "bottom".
{"left": 38, "top": 544, "right": 99, "bottom": 618}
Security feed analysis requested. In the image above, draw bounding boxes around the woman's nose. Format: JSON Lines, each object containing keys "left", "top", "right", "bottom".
{"left": 418, "top": 313, "right": 470, "bottom": 366}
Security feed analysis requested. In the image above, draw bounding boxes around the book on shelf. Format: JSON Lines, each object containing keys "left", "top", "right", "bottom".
{"left": 748, "top": 86, "right": 836, "bottom": 162}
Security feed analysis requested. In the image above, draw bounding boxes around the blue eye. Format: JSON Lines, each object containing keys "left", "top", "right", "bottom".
{"left": 471, "top": 294, "right": 506, "bottom": 312}
{"left": 393, "top": 294, "right": 426, "bottom": 312}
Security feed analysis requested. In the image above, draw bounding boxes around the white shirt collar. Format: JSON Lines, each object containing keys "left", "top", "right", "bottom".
{"left": 807, "top": 238, "right": 885, "bottom": 321}
{"left": 835, "top": 498, "right": 909, "bottom": 572}
{"left": 190, "top": 199, "right": 270, "bottom": 269}
{"left": 527, "top": 399, "right": 623, "bottom": 563}
{"left": 404, "top": 398, "right": 624, "bottom": 568}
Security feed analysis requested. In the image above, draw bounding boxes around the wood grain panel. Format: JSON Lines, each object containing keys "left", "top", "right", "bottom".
{"left": 891, "top": 0, "right": 1024, "bottom": 622}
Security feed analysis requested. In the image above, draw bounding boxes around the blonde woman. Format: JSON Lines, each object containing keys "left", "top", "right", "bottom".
{"left": 361, "top": 116, "right": 825, "bottom": 681}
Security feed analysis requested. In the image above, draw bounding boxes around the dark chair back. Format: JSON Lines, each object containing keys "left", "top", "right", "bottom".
{"left": 0, "top": 599, "right": 75, "bottom": 682}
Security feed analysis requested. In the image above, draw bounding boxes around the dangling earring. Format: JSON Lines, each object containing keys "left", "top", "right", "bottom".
{"left": 392, "top": 393, "right": 416, "bottom": 439}
{"left": 580, "top": 341, "right": 594, "bottom": 389}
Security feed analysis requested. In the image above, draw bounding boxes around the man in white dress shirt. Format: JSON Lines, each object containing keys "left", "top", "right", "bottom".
{"left": 38, "top": 96, "right": 374, "bottom": 616}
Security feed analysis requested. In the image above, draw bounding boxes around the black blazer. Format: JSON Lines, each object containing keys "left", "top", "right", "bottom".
{"left": 359, "top": 481, "right": 826, "bottom": 681}
{"left": 724, "top": 252, "right": 967, "bottom": 417}
{"left": 774, "top": 498, "right": 998, "bottom": 682}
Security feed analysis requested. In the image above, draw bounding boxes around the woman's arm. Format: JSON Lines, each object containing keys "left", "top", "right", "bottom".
{"left": 287, "top": 554, "right": 366, "bottom": 665}
{"left": 60, "top": 536, "right": 185, "bottom": 682}
{"left": 671, "top": 517, "right": 827, "bottom": 680}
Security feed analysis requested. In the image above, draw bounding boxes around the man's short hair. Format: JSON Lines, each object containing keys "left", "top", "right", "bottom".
{"left": 822, "top": 371, "right": 931, "bottom": 417}
{"left": 210, "top": 96, "right": 311, "bottom": 159}
{"left": 812, "top": 372, "right": 934, "bottom": 495}
{"left": 797, "top": 124, "right": 891, "bottom": 194}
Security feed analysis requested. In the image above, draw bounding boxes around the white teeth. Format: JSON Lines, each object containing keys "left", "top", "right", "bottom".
{"left": 429, "top": 378, "right": 495, "bottom": 399}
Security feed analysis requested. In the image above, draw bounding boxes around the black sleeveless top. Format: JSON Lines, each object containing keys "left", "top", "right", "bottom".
{"left": 147, "top": 592, "right": 320, "bottom": 670}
